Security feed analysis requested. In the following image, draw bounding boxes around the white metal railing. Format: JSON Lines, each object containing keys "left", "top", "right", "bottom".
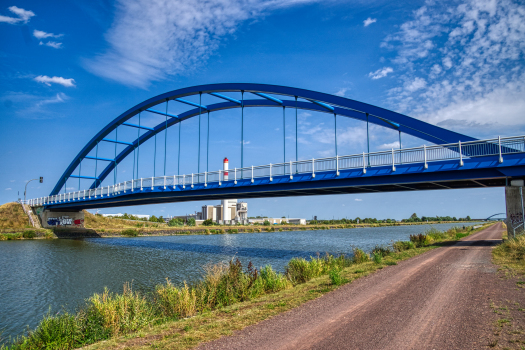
{"left": 27, "top": 135, "right": 525, "bottom": 206}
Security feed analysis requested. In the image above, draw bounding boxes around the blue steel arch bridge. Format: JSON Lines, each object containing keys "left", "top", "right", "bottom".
{"left": 27, "top": 83, "right": 525, "bottom": 210}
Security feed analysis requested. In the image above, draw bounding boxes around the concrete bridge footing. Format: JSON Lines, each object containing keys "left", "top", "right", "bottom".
{"left": 505, "top": 180, "right": 525, "bottom": 238}
{"left": 32, "top": 206, "right": 85, "bottom": 229}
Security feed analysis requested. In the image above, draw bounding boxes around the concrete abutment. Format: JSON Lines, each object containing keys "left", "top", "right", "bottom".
{"left": 32, "top": 206, "right": 85, "bottom": 229}
{"left": 505, "top": 179, "right": 525, "bottom": 238}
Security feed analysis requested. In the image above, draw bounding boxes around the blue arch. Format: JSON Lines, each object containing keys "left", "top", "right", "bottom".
{"left": 50, "top": 83, "right": 477, "bottom": 195}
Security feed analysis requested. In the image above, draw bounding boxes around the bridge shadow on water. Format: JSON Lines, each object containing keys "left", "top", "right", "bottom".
{"left": 88, "top": 238, "right": 336, "bottom": 260}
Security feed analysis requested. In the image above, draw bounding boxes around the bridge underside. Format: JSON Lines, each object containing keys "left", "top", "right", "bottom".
{"left": 44, "top": 153, "right": 525, "bottom": 211}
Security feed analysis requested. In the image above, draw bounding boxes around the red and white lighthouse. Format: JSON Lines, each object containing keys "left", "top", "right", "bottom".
{"left": 223, "top": 157, "right": 229, "bottom": 181}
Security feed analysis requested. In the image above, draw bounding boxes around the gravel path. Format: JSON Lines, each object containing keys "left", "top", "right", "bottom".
{"left": 199, "top": 223, "right": 504, "bottom": 350}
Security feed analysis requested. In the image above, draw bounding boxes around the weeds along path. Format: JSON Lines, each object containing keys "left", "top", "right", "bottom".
{"left": 199, "top": 223, "right": 504, "bottom": 350}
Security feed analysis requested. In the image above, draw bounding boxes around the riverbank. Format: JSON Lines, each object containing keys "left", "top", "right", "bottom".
{"left": 2, "top": 223, "right": 492, "bottom": 350}
{"left": 0, "top": 229, "right": 55, "bottom": 240}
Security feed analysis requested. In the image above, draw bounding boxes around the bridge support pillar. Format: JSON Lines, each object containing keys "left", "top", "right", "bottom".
{"left": 35, "top": 208, "right": 85, "bottom": 229}
{"left": 505, "top": 180, "right": 525, "bottom": 238}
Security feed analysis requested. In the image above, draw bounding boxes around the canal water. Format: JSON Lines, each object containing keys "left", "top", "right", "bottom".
{"left": 0, "top": 222, "right": 481, "bottom": 342}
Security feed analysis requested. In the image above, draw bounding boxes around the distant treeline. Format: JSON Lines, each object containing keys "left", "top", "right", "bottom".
{"left": 310, "top": 213, "right": 471, "bottom": 225}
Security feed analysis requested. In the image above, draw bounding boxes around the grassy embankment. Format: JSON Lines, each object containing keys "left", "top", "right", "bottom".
{"left": 489, "top": 223, "right": 525, "bottom": 348}
{"left": 0, "top": 202, "right": 53, "bottom": 240}
{"left": 1, "top": 223, "right": 492, "bottom": 350}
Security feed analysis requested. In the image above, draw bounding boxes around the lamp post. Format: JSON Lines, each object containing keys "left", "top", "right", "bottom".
{"left": 24, "top": 177, "right": 43, "bottom": 203}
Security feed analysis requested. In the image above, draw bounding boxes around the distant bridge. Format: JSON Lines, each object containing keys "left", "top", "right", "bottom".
{"left": 27, "top": 83, "right": 525, "bottom": 210}
{"left": 486, "top": 213, "right": 506, "bottom": 221}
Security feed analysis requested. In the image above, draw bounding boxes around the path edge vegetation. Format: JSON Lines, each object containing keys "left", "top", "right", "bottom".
{"left": 489, "top": 222, "right": 525, "bottom": 349}
{"left": 0, "top": 223, "right": 492, "bottom": 350}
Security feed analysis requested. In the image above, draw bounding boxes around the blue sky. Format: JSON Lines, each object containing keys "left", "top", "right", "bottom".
{"left": 1, "top": 0, "right": 524, "bottom": 220}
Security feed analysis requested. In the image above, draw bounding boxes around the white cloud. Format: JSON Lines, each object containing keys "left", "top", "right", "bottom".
{"left": 84, "top": 0, "right": 323, "bottom": 88}
{"left": 404, "top": 77, "right": 426, "bottom": 92}
{"left": 10, "top": 180, "right": 15, "bottom": 182}
{"left": 0, "top": 6, "right": 35, "bottom": 24}
{"left": 1, "top": 91, "right": 70, "bottom": 118}
{"left": 368, "top": 67, "right": 393, "bottom": 80}
{"left": 381, "top": 0, "right": 525, "bottom": 135}
{"left": 39, "top": 41, "right": 63, "bottom": 49}
{"left": 378, "top": 141, "right": 400, "bottom": 150}
{"left": 34, "top": 76, "right": 76, "bottom": 87}
{"left": 33, "top": 30, "right": 63, "bottom": 39}
{"left": 355, "top": 198, "right": 362, "bottom": 201}
{"left": 363, "top": 17, "right": 376, "bottom": 27}
{"left": 35, "top": 93, "right": 68, "bottom": 108}
{"left": 5, "top": 188, "right": 12, "bottom": 191}
{"left": 335, "top": 87, "right": 349, "bottom": 97}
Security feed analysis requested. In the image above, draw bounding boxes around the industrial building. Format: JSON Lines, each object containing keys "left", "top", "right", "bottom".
{"left": 166, "top": 199, "right": 248, "bottom": 225}
{"left": 169, "top": 158, "right": 249, "bottom": 225}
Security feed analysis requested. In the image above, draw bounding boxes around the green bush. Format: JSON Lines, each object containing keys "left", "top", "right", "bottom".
{"left": 121, "top": 229, "right": 138, "bottom": 237}
{"left": 285, "top": 254, "right": 352, "bottom": 285}
{"left": 15, "top": 311, "right": 83, "bottom": 350}
{"left": 424, "top": 227, "right": 447, "bottom": 240}
{"left": 409, "top": 233, "right": 430, "bottom": 247}
{"left": 393, "top": 241, "right": 415, "bottom": 252}
{"left": 187, "top": 218, "right": 196, "bottom": 226}
{"left": 328, "top": 268, "right": 345, "bottom": 286}
{"left": 263, "top": 220, "right": 270, "bottom": 226}
{"left": 202, "top": 219, "right": 214, "bottom": 226}
{"left": 168, "top": 218, "right": 184, "bottom": 227}
{"left": 372, "top": 245, "right": 392, "bottom": 257}
{"left": 155, "top": 280, "right": 196, "bottom": 318}
{"left": 85, "top": 283, "right": 154, "bottom": 336}
{"left": 352, "top": 248, "right": 369, "bottom": 264}
{"left": 372, "top": 252, "right": 383, "bottom": 264}
{"left": 256, "top": 266, "right": 290, "bottom": 292}
{"left": 22, "top": 230, "right": 36, "bottom": 239}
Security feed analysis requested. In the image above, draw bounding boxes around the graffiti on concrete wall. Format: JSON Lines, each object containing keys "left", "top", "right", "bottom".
{"left": 47, "top": 216, "right": 84, "bottom": 227}
{"left": 509, "top": 212, "right": 524, "bottom": 227}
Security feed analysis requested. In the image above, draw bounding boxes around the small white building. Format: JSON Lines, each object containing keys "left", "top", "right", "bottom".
{"left": 248, "top": 218, "right": 306, "bottom": 225}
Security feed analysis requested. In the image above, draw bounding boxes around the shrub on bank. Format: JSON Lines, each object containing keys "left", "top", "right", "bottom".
{"left": 285, "top": 254, "right": 352, "bottom": 285}
{"left": 156, "top": 280, "right": 197, "bottom": 318}
{"left": 393, "top": 240, "right": 415, "bottom": 252}
{"left": 329, "top": 268, "right": 345, "bottom": 286}
{"left": 352, "top": 248, "right": 369, "bottom": 264}
{"left": 22, "top": 230, "right": 36, "bottom": 239}
{"left": 121, "top": 229, "right": 138, "bottom": 237}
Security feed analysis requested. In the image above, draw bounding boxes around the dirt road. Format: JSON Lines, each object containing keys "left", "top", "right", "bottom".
{"left": 199, "top": 223, "right": 504, "bottom": 350}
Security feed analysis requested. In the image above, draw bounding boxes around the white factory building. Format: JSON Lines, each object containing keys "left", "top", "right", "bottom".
{"left": 201, "top": 199, "right": 248, "bottom": 224}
